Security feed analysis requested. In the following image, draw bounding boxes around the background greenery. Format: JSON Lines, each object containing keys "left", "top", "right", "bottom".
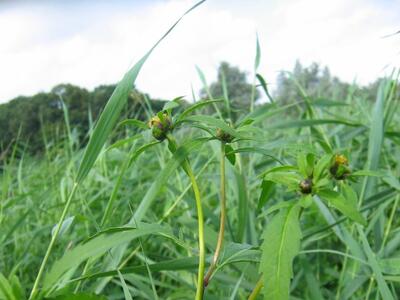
{"left": 0, "top": 56, "right": 399, "bottom": 299}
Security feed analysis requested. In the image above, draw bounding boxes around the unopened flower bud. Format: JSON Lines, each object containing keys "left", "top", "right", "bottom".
{"left": 148, "top": 113, "right": 173, "bottom": 141}
{"left": 216, "top": 128, "right": 234, "bottom": 143}
{"left": 299, "top": 178, "right": 313, "bottom": 194}
{"left": 330, "top": 154, "right": 351, "bottom": 180}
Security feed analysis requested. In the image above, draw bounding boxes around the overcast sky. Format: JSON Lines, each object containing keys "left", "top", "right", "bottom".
{"left": 0, "top": 0, "right": 399, "bottom": 103}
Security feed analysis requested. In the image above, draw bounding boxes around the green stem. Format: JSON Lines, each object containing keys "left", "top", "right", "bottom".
{"left": 29, "top": 182, "right": 79, "bottom": 300}
{"left": 166, "top": 134, "right": 205, "bottom": 300}
{"left": 248, "top": 276, "right": 263, "bottom": 300}
{"left": 204, "top": 142, "right": 226, "bottom": 287}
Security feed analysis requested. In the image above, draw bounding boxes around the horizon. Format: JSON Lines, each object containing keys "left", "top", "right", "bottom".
{"left": 0, "top": 0, "right": 399, "bottom": 103}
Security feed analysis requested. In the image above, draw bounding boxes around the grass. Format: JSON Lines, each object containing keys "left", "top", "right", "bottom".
{"left": 1, "top": 2, "right": 400, "bottom": 300}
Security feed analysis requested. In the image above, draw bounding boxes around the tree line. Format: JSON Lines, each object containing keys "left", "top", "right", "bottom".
{"left": 0, "top": 61, "right": 392, "bottom": 157}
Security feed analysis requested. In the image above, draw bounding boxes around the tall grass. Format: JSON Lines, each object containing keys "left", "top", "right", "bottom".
{"left": 0, "top": 3, "right": 399, "bottom": 300}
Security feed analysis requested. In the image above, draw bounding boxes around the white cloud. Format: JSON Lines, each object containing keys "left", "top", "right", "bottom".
{"left": 0, "top": 0, "right": 398, "bottom": 103}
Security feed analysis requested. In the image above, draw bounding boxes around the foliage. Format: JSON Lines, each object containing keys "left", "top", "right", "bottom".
{"left": 0, "top": 4, "right": 399, "bottom": 300}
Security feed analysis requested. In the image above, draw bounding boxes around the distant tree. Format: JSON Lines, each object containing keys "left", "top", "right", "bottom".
{"left": 200, "top": 61, "right": 259, "bottom": 122}
{"left": 0, "top": 84, "right": 167, "bottom": 156}
{"left": 275, "top": 60, "right": 351, "bottom": 106}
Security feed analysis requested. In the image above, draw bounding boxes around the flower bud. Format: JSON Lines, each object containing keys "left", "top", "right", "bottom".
{"left": 299, "top": 178, "right": 313, "bottom": 194}
{"left": 148, "top": 113, "right": 173, "bottom": 141}
{"left": 330, "top": 154, "right": 351, "bottom": 180}
{"left": 216, "top": 128, "right": 234, "bottom": 143}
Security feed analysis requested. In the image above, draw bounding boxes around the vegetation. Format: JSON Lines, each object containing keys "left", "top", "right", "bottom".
{"left": 1, "top": 2, "right": 400, "bottom": 300}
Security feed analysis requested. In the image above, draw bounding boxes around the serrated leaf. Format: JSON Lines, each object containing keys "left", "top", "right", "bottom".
{"left": 259, "top": 204, "right": 301, "bottom": 300}
{"left": 317, "top": 189, "right": 366, "bottom": 226}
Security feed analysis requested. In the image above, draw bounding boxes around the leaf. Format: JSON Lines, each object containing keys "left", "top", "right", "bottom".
{"left": 357, "top": 227, "right": 394, "bottom": 300}
{"left": 0, "top": 273, "right": 16, "bottom": 300}
{"left": 46, "top": 293, "right": 107, "bottom": 300}
{"left": 51, "top": 216, "right": 74, "bottom": 238}
{"left": 117, "top": 270, "right": 133, "bottom": 300}
{"left": 317, "top": 189, "right": 366, "bottom": 226}
{"left": 351, "top": 170, "right": 383, "bottom": 177}
{"left": 266, "top": 118, "right": 359, "bottom": 130}
{"left": 75, "top": 0, "right": 206, "bottom": 184}
{"left": 163, "top": 96, "right": 185, "bottom": 112}
{"left": 118, "top": 119, "right": 148, "bottom": 130}
{"left": 379, "top": 258, "right": 400, "bottom": 275}
{"left": 175, "top": 99, "right": 223, "bottom": 124}
{"left": 259, "top": 204, "right": 301, "bottom": 300}
{"left": 260, "top": 165, "right": 297, "bottom": 178}
{"left": 132, "top": 138, "right": 208, "bottom": 222}
{"left": 235, "top": 170, "right": 248, "bottom": 242}
{"left": 43, "top": 224, "right": 174, "bottom": 293}
{"left": 224, "top": 144, "right": 236, "bottom": 165}
{"left": 313, "top": 154, "right": 332, "bottom": 181}
{"left": 258, "top": 180, "right": 275, "bottom": 209}
{"left": 181, "top": 115, "right": 248, "bottom": 140}
{"left": 264, "top": 172, "right": 301, "bottom": 189}
{"left": 254, "top": 33, "right": 261, "bottom": 70}
{"left": 256, "top": 73, "right": 274, "bottom": 103}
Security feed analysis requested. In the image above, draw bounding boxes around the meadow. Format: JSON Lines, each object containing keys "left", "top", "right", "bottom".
{"left": 1, "top": 2, "right": 400, "bottom": 299}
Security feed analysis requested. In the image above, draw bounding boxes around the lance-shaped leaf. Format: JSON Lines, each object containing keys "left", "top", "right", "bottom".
{"left": 317, "top": 189, "right": 366, "bottom": 226}
{"left": 259, "top": 204, "right": 301, "bottom": 300}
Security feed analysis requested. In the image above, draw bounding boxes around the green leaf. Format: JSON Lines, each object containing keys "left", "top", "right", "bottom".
{"left": 317, "top": 189, "right": 366, "bottom": 226}
{"left": 132, "top": 138, "right": 208, "bottom": 222}
{"left": 175, "top": 99, "right": 223, "bottom": 124}
{"left": 0, "top": 273, "right": 16, "bottom": 300}
{"left": 235, "top": 170, "right": 248, "bottom": 242}
{"left": 266, "top": 118, "right": 359, "bottom": 130}
{"left": 256, "top": 73, "right": 274, "bottom": 103}
{"left": 264, "top": 172, "right": 301, "bottom": 190}
{"left": 118, "top": 119, "right": 148, "bottom": 130}
{"left": 181, "top": 115, "right": 248, "bottom": 139}
{"left": 259, "top": 204, "right": 301, "bottom": 300}
{"left": 163, "top": 96, "right": 185, "bottom": 112}
{"left": 258, "top": 180, "right": 275, "bottom": 209}
{"left": 224, "top": 144, "right": 236, "bottom": 165}
{"left": 46, "top": 293, "right": 107, "bottom": 300}
{"left": 75, "top": 0, "right": 206, "bottom": 184}
{"left": 379, "top": 258, "right": 400, "bottom": 275}
{"left": 358, "top": 227, "right": 394, "bottom": 300}
{"left": 254, "top": 33, "right": 261, "bottom": 70}
{"left": 314, "top": 154, "right": 332, "bottom": 181}
{"left": 351, "top": 170, "right": 383, "bottom": 177}
{"left": 43, "top": 224, "right": 174, "bottom": 293}
{"left": 117, "top": 270, "right": 133, "bottom": 300}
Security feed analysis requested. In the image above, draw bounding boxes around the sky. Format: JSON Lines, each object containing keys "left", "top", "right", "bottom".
{"left": 0, "top": 0, "right": 399, "bottom": 103}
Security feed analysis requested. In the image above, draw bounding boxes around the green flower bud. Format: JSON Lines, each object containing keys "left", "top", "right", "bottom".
{"left": 299, "top": 178, "right": 313, "bottom": 194}
{"left": 330, "top": 154, "right": 351, "bottom": 180}
{"left": 216, "top": 128, "right": 234, "bottom": 143}
{"left": 148, "top": 113, "right": 173, "bottom": 141}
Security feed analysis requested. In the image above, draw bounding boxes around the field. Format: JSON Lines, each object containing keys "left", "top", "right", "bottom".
{"left": 1, "top": 2, "right": 400, "bottom": 300}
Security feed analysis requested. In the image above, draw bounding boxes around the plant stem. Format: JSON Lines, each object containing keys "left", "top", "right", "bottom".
{"left": 248, "top": 276, "right": 263, "bottom": 300}
{"left": 204, "top": 142, "right": 226, "bottom": 287}
{"left": 166, "top": 134, "right": 205, "bottom": 300}
{"left": 29, "top": 182, "right": 79, "bottom": 300}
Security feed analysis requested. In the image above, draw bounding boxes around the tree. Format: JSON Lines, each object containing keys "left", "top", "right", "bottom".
{"left": 200, "top": 62, "right": 259, "bottom": 122}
